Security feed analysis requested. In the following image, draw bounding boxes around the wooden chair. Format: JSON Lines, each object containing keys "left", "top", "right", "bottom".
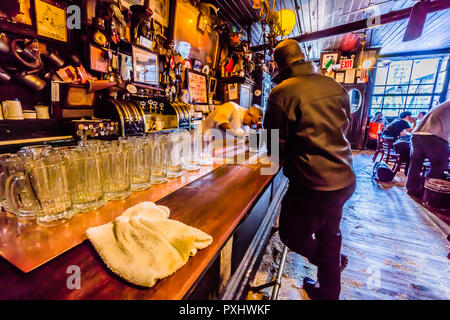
{"left": 372, "top": 132, "right": 383, "bottom": 162}
{"left": 379, "top": 136, "right": 398, "bottom": 165}
{"left": 392, "top": 141, "right": 410, "bottom": 175}
{"left": 392, "top": 154, "right": 409, "bottom": 175}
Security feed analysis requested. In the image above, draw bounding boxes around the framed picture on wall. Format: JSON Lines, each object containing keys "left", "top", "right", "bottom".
{"left": 320, "top": 52, "right": 340, "bottom": 72}
{"left": 35, "top": 0, "right": 67, "bottom": 42}
{"left": 132, "top": 45, "right": 159, "bottom": 85}
{"left": 89, "top": 45, "right": 109, "bottom": 73}
{"left": 335, "top": 72, "right": 345, "bottom": 83}
{"left": 187, "top": 70, "right": 208, "bottom": 104}
{"left": 209, "top": 77, "right": 217, "bottom": 95}
{"left": 344, "top": 69, "right": 356, "bottom": 84}
{"left": 0, "top": 0, "right": 33, "bottom": 26}
{"left": 147, "top": 0, "right": 169, "bottom": 27}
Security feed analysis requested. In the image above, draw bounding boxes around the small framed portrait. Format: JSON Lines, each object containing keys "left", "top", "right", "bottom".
{"left": 35, "top": 0, "right": 68, "bottom": 42}
{"left": 147, "top": 0, "right": 169, "bottom": 27}
{"left": 90, "top": 45, "right": 109, "bottom": 73}
{"left": 335, "top": 72, "right": 345, "bottom": 83}
{"left": 193, "top": 59, "right": 203, "bottom": 72}
{"left": 344, "top": 69, "right": 356, "bottom": 84}
{"left": 320, "top": 51, "right": 340, "bottom": 71}
{"left": 209, "top": 76, "right": 217, "bottom": 95}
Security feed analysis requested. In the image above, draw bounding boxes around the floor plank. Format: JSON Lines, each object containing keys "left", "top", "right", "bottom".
{"left": 248, "top": 151, "right": 450, "bottom": 300}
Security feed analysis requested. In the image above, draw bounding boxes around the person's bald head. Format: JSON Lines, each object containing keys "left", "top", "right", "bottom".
{"left": 274, "top": 39, "right": 305, "bottom": 72}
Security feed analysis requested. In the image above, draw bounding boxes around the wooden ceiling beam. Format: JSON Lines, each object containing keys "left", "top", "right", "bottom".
{"left": 251, "top": 0, "right": 450, "bottom": 52}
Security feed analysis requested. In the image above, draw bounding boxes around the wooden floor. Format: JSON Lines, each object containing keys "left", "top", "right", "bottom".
{"left": 248, "top": 151, "right": 450, "bottom": 300}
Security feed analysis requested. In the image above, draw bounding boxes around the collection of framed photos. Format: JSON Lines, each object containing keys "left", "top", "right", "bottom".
{"left": 319, "top": 50, "right": 378, "bottom": 84}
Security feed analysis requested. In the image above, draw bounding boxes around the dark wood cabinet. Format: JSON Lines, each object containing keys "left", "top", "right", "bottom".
{"left": 252, "top": 70, "right": 272, "bottom": 112}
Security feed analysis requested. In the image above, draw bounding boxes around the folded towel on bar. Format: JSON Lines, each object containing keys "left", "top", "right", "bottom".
{"left": 86, "top": 202, "right": 213, "bottom": 287}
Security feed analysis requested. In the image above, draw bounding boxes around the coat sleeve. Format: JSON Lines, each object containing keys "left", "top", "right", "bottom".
{"left": 263, "top": 97, "right": 290, "bottom": 159}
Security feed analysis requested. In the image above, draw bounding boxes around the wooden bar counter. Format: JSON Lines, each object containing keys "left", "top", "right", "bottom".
{"left": 0, "top": 154, "right": 286, "bottom": 300}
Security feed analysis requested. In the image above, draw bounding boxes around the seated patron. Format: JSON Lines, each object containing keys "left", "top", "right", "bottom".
{"left": 406, "top": 101, "right": 450, "bottom": 198}
{"left": 417, "top": 111, "right": 427, "bottom": 124}
{"left": 383, "top": 111, "right": 415, "bottom": 141}
{"left": 370, "top": 111, "right": 390, "bottom": 127}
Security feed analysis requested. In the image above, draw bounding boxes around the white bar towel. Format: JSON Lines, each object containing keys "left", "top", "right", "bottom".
{"left": 86, "top": 202, "right": 213, "bottom": 288}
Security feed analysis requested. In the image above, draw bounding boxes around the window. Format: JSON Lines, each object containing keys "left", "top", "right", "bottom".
{"left": 370, "top": 56, "right": 449, "bottom": 117}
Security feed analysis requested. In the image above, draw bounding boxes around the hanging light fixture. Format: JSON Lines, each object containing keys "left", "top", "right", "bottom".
{"left": 277, "top": 9, "right": 296, "bottom": 36}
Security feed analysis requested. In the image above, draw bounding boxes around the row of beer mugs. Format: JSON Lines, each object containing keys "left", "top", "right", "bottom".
{"left": 0, "top": 129, "right": 214, "bottom": 227}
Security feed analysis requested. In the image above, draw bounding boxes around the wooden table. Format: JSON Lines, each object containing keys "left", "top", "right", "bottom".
{"left": 0, "top": 158, "right": 280, "bottom": 299}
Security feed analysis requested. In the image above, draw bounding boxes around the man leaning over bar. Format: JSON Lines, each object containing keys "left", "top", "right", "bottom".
{"left": 263, "top": 39, "right": 356, "bottom": 300}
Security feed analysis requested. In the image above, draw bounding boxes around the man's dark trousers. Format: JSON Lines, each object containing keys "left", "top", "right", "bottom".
{"left": 279, "top": 181, "right": 356, "bottom": 300}
{"left": 406, "top": 134, "right": 449, "bottom": 196}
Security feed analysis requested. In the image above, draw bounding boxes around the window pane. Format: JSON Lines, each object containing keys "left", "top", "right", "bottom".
{"left": 408, "top": 84, "right": 434, "bottom": 94}
{"left": 383, "top": 95, "right": 407, "bottom": 109}
{"left": 383, "top": 109, "right": 401, "bottom": 117}
{"left": 374, "top": 65, "right": 388, "bottom": 85}
{"left": 373, "top": 86, "right": 385, "bottom": 94}
{"left": 385, "top": 85, "right": 408, "bottom": 94}
{"left": 410, "top": 58, "right": 439, "bottom": 84}
{"left": 435, "top": 71, "right": 446, "bottom": 93}
{"left": 431, "top": 96, "right": 441, "bottom": 109}
{"left": 405, "top": 96, "right": 431, "bottom": 110}
{"left": 371, "top": 96, "right": 384, "bottom": 108}
{"left": 386, "top": 60, "right": 412, "bottom": 85}
{"left": 439, "top": 57, "right": 448, "bottom": 72}
{"left": 370, "top": 108, "right": 382, "bottom": 117}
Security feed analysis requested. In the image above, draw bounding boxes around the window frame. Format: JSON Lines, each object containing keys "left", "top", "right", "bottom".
{"left": 370, "top": 55, "right": 449, "bottom": 117}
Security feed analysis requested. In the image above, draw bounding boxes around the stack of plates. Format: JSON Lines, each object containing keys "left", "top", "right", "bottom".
{"left": 23, "top": 110, "right": 37, "bottom": 119}
{"left": 35, "top": 105, "right": 50, "bottom": 119}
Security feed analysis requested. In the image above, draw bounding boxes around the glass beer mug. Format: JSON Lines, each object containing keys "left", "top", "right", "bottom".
{"left": 2, "top": 154, "right": 36, "bottom": 219}
{"left": 166, "top": 132, "right": 184, "bottom": 178}
{"left": 125, "top": 137, "right": 152, "bottom": 191}
{"left": 99, "top": 141, "right": 131, "bottom": 200}
{"left": 185, "top": 130, "right": 201, "bottom": 171}
{"left": 149, "top": 134, "right": 168, "bottom": 184}
{"left": 16, "top": 152, "right": 73, "bottom": 226}
{"left": 200, "top": 131, "right": 214, "bottom": 166}
{"left": 62, "top": 147, "right": 105, "bottom": 213}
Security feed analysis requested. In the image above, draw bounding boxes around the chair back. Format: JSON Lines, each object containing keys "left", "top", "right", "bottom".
{"left": 368, "top": 122, "right": 383, "bottom": 140}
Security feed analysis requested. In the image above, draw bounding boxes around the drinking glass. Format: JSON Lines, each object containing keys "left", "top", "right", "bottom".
{"left": 18, "top": 145, "right": 52, "bottom": 159}
{"left": 99, "top": 141, "right": 131, "bottom": 200}
{"left": 185, "top": 130, "right": 201, "bottom": 171}
{"left": 19, "top": 153, "right": 73, "bottom": 226}
{"left": 125, "top": 137, "right": 152, "bottom": 191}
{"left": 62, "top": 147, "right": 105, "bottom": 212}
{"left": 166, "top": 132, "right": 184, "bottom": 178}
{"left": 0, "top": 153, "right": 13, "bottom": 211}
{"left": 2, "top": 154, "right": 36, "bottom": 219}
{"left": 249, "top": 129, "right": 260, "bottom": 153}
{"left": 200, "top": 132, "right": 214, "bottom": 166}
{"left": 149, "top": 134, "right": 167, "bottom": 184}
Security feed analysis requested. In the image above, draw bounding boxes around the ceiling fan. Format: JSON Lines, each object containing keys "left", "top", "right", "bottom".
{"left": 403, "top": 0, "right": 430, "bottom": 42}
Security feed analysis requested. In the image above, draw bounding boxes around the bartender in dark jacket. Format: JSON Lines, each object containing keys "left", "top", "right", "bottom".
{"left": 264, "top": 39, "right": 356, "bottom": 300}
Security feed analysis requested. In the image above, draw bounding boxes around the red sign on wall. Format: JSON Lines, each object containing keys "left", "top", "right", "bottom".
{"left": 340, "top": 59, "right": 354, "bottom": 70}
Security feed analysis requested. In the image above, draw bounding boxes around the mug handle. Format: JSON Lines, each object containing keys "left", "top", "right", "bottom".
{"left": 5, "top": 174, "right": 25, "bottom": 214}
{"left": 1, "top": 102, "right": 6, "bottom": 118}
